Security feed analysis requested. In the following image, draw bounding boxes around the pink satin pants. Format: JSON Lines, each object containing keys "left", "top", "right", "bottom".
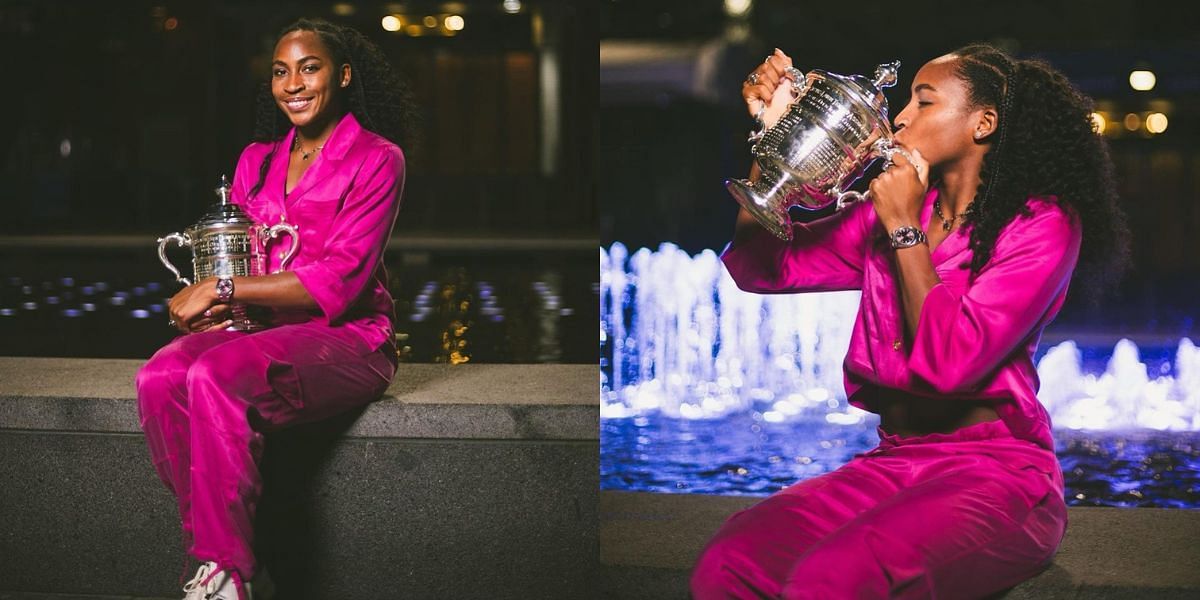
{"left": 690, "top": 418, "right": 1068, "bottom": 599}
{"left": 134, "top": 321, "right": 396, "bottom": 580}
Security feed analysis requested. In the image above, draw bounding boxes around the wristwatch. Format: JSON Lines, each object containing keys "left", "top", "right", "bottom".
{"left": 889, "top": 226, "right": 928, "bottom": 250}
{"left": 215, "top": 277, "right": 234, "bottom": 303}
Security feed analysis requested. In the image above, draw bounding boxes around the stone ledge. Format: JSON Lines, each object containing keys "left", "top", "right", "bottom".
{"left": 600, "top": 491, "right": 1200, "bottom": 599}
{"left": 0, "top": 358, "right": 599, "bottom": 599}
{"left": 0, "top": 357, "right": 596, "bottom": 440}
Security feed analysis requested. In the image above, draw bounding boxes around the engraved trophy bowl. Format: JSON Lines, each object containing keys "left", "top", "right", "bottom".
{"left": 157, "top": 176, "right": 299, "bottom": 331}
{"left": 726, "top": 60, "right": 912, "bottom": 240}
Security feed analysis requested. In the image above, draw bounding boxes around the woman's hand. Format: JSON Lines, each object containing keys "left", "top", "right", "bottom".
{"left": 167, "top": 277, "right": 233, "bottom": 334}
{"left": 742, "top": 48, "right": 802, "bottom": 130}
{"left": 868, "top": 148, "right": 930, "bottom": 232}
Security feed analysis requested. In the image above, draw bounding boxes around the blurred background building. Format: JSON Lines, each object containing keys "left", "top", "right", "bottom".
{"left": 0, "top": 0, "right": 597, "bottom": 362}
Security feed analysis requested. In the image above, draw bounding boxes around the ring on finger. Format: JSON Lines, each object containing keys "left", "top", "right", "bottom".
{"left": 746, "top": 72, "right": 760, "bottom": 86}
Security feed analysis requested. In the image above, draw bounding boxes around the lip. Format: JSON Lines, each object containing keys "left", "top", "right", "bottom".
{"left": 282, "top": 96, "right": 315, "bottom": 112}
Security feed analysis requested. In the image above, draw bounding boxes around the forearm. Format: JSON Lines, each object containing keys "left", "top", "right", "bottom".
{"left": 227, "top": 272, "right": 318, "bottom": 311}
{"left": 892, "top": 243, "right": 940, "bottom": 336}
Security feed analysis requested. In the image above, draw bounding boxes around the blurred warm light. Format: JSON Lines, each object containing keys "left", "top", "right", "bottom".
{"left": 445, "top": 15, "right": 465, "bottom": 31}
{"left": 164, "top": 17, "right": 179, "bottom": 31}
{"left": 1129, "top": 70, "right": 1156, "bottom": 91}
{"left": 381, "top": 15, "right": 402, "bottom": 31}
{"left": 724, "top": 0, "right": 753, "bottom": 17}
{"left": 405, "top": 24, "right": 423, "bottom": 36}
{"left": 423, "top": 15, "right": 438, "bottom": 27}
{"left": 332, "top": 3, "right": 355, "bottom": 16}
{"left": 502, "top": 0, "right": 522, "bottom": 14}
{"left": 1123, "top": 113, "right": 1141, "bottom": 131}
{"left": 1146, "top": 112, "right": 1169, "bottom": 134}
{"left": 1089, "top": 112, "right": 1106, "bottom": 134}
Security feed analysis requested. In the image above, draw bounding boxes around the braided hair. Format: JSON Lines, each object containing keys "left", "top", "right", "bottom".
{"left": 248, "top": 17, "right": 420, "bottom": 198}
{"left": 951, "top": 44, "right": 1129, "bottom": 296}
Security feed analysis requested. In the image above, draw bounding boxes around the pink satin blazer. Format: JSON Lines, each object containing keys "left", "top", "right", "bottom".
{"left": 229, "top": 112, "right": 406, "bottom": 351}
{"left": 721, "top": 188, "right": 1082, "bottom": 457}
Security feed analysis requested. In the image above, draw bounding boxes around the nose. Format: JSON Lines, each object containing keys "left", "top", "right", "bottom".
{"left": 284, "top": 71, "right": 304, "bottom": 94}
{"left": 892, "top": 104, "right": 913, "bottom": 131}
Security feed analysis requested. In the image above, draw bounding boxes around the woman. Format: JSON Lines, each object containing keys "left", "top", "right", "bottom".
{"left": 135, "top": 18, "right": 418, "bottom": 600}
{"left": 690, "top": 45, "right": 1129, "bottom": 599}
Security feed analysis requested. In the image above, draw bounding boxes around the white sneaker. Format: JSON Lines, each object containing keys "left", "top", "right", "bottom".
{"left": 182, "top": 561, "right": 274, "bottom": 600}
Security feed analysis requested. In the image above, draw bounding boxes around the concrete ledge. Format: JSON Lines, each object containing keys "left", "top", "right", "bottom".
{"left": 600, "top": 491, "right": 1200, "bottom": 599}
{"left": 0, "top": 358, "right": 599, "bottom": 600}
{"left": 0, "top": 358, "right": 596, "bottom": 441}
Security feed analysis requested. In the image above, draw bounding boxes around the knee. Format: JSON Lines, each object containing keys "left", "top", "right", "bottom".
{"left": 135, "top": 346, "right": 190, "bottom": 411}
{"left": 689, "top": 532, "right": 757, "bottom": 600}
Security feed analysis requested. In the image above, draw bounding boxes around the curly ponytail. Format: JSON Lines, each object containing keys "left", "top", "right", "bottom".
{"left": 951, "top": 44, "right": 1129, "bottom": 296}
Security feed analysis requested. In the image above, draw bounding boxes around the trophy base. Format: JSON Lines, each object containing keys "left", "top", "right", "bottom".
{"left": 226, "top": 303, "right": 271, "bottom": 332}
{"left": 725, "top": 176, "right": 793, "bottom": 241}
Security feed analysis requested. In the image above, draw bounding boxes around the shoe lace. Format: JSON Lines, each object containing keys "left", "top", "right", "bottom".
{"left": 182, "top": 562, "right": 249, "bottom": 600}
{"left": 183, "top": 562, "right": 214, "bottom": 593}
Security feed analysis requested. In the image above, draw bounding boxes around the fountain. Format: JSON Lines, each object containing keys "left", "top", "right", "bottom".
{"left": 601, "top": 243, "right": 1200, "bottom": 506}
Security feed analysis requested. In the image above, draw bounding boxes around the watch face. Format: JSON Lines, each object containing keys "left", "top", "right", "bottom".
{"left": 891, "top": 227, "right": 925, "bottom": 248}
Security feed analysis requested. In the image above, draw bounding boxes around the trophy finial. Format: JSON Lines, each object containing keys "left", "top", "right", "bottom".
{"left": 215, "top": 175, "right": 231, "bottom": 205}
{"left": 872, "top": 61, "right": 901, "bottom": 89}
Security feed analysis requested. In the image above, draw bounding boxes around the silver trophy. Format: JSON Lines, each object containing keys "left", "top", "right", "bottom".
{"left": 727, "top": 61, "right": 912, "bottom": 240}
{"left": 157, "top": 176, "right": 299, "bottom": 331}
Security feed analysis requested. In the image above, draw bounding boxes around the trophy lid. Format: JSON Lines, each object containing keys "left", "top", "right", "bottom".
{"left": 826, "top": 60, "right": 901, "bottom": 120}
{"left": 190, "top": 175, "right": 254, "bottom": 230}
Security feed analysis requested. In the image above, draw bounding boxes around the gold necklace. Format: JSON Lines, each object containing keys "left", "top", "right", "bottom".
{"left": 292, "top": 136, "right": 324, "bottom": 161}
{"left": 933, "top": 198, "right": 960, "bottom": 232}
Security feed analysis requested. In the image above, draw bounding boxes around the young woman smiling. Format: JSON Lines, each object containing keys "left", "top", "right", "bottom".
{"left": 135, "top": 18, "right": 418, "bottom": 599}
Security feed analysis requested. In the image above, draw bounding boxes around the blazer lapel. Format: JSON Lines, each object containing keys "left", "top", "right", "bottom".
{"left": 283, "top": 112, "right": 363, "bottom": 203}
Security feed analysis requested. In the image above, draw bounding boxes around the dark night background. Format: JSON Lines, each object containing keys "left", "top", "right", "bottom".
{"left": 0, "top": 0, "right": 598, "bottom": 362}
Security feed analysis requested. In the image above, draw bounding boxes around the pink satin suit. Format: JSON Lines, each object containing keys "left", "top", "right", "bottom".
{"left": 691, "top": 190, "right": 1080, "bottom": 599}
{"left": 135, "top": 112, "right": 404, "bottom": 583}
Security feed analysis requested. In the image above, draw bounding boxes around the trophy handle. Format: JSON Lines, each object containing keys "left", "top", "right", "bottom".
{"left": 748, "top": 67, "right": 808, "bottom": 144}
{"left": 267, "top": 223, "right": 300, "bottom": 272}
{"left": 835, "top": 140, "right": 916, "bottom": 210}
{"left": 156, "top": 233, "right": 193, "bottom": 286}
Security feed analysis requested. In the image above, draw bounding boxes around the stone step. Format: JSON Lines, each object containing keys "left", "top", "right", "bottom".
{"left": 0, "top": 358, "right": 599, "bottom": 600}
{"left": 600, "top": 491, "right": 1200, "bottom": 599}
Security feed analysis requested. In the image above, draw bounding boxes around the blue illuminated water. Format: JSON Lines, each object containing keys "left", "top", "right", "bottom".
{"left": 600, "top": 243, "right": 1200, "bottom": 507}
